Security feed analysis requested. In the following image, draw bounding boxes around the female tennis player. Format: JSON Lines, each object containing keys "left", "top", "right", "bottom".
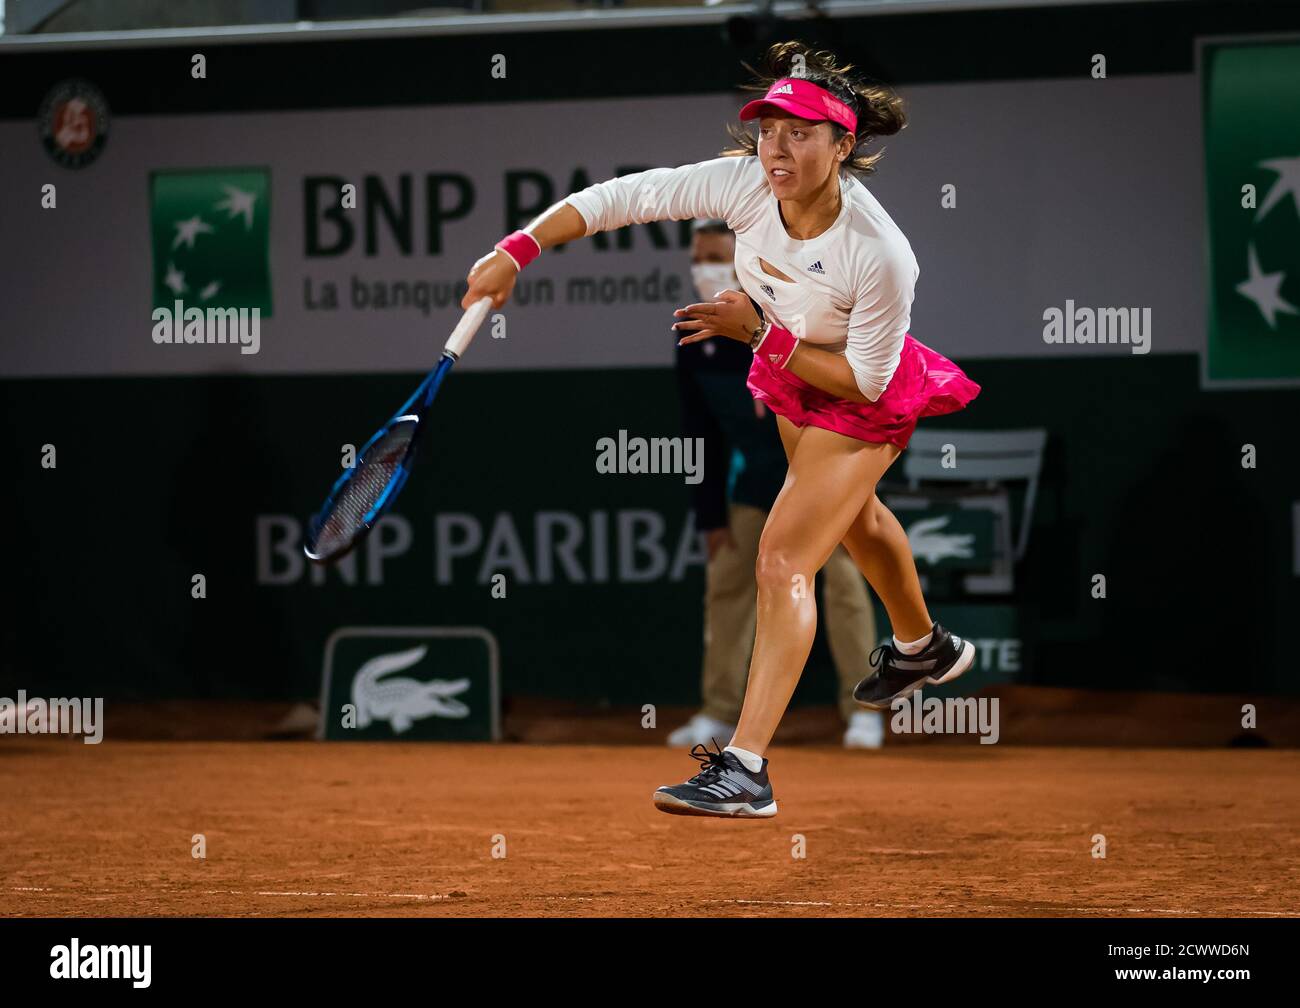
{"left": 463, "top": 41, "right": 980, "bottom": 818}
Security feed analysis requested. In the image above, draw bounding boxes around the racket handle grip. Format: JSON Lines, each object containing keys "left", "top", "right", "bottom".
{"left": 445, "top": 296, "right": 494, "bottom": 359}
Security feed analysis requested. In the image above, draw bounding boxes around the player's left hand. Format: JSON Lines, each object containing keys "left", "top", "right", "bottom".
{"left": 673, "top": 289, "right": 762, "bottom": 346}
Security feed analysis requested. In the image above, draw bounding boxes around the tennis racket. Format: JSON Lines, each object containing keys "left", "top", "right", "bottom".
{"left": 303, "top": 295, "right": 494, "bottom": 564}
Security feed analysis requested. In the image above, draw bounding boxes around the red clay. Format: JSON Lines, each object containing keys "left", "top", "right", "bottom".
{"left": 1, "top": 740, "right": 1296, "bottom": 917}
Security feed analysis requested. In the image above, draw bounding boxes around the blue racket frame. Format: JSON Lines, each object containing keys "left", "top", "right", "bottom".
{"left": 304, "top": 352, "right": 455, "bottom": 562}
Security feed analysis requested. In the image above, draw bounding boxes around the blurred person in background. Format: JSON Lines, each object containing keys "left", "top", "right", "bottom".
{"left": 670, "top": 218, "right": 885, "bottom": 750}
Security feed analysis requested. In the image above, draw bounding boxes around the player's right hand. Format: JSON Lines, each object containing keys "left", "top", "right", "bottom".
{"left": 463, "top": 249, "right": 518, "bottom": 311}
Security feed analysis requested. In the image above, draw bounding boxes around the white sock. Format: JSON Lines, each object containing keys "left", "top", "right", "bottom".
{"left": 724, "top": 745, "right": 764, "bottom": 773}
{"left": 893, "top": 627, "right": 934, "bottom": 655}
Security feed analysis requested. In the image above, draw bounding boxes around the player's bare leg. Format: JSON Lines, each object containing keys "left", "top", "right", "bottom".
{"left": 772, "top": 416, "right": 928, "bottom": 638}
{"left": 654, "top": 419, "right": 973, "bottom": 814}
{"left": 768, "top": 416, "right": 973, "bottom": 714}
{"left": 726, "top": 422, "right": 899, "bottom": 756}
{"left": 834, "top": 447, "right": 976, "bottom": 710}
{"left": 654, "top": 420, "right": 893, "bottom": 817}
{"left": 764, "top": 418, "right": 976, "bottom": 715}
{"left": 838, "top": 495, "right": 932, "bottom": 641}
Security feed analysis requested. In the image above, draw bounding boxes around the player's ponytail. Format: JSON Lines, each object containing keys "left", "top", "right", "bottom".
{"left": 722, "top": 39, "right": 906, "bottom": 176}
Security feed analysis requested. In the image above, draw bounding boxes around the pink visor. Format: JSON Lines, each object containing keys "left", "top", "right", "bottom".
{"left": 738, "top": 77, "right": 857, "bottom": 134}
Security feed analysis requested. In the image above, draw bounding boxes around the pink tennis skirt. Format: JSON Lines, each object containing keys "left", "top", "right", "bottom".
{"left": 747, "top": 333, "right": 981, "bottom": 450}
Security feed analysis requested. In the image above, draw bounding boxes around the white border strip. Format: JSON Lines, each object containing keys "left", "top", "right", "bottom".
{"left": 318, "top": 625, "right": 501, "bottom": 743}
{"left": 0, "top": 0, "right": 1189, "bottom": 52}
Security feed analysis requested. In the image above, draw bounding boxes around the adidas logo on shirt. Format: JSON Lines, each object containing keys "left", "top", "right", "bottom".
{"left": 807, "top": 260, "right": 825, "bottom": 274}
{"left": 760, "top": 283, "right": 775, "bottom": 299}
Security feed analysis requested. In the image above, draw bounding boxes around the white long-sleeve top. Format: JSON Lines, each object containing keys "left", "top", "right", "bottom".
{"left": 564, "top": 155, "right": 919, "bottom": 402}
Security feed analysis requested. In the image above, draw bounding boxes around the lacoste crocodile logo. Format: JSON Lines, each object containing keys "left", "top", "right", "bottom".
{"left": 906, "top": 515, "right": 976, "bottom": 565}
{"left": 351, "top": 644, "right": 471, "bottom": 733}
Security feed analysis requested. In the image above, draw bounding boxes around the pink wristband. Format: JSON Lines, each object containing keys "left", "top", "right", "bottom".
{"left": 494, "top": 230, "right": 542, "bottom": 271}
{"left": 753, "top": 323, "right": 799, "bottom": 369}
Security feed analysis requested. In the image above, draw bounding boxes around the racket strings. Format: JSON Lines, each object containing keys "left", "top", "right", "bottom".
{"left": 311, "top": 424, "right": 415, "bottom": 558}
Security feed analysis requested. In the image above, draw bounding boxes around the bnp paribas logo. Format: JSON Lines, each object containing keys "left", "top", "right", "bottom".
{"left": 149, "top": 168, "right": 271, "bottom": 354}
{"left": 1201, "top": 38, "right": 1300, "bottom": 387}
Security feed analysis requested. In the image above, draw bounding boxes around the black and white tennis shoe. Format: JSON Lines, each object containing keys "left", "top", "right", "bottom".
{"left": 653, "top": 741, "right": 778, "bottom": 819}
{"left": 852, "top": 622, "right": 976, "bottom": 711}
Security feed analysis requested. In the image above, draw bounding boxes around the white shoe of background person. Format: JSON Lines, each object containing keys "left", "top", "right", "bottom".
{"left": 843, "top": 710, "right": 884, "bottom": 749}
{"left": 666, "top": 712, "right": 737, "bottom": 748}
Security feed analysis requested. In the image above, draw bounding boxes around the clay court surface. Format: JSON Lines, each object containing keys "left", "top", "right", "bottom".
{"left": 2, "top": 740, "right": 1297, "bottom": 918}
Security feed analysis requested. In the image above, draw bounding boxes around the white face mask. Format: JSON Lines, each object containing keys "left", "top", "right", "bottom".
{"left": 690, "top": 262, "right": 738, "bottom": 302}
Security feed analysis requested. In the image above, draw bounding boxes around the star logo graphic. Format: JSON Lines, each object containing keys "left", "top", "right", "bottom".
{"left": 214, "top": 185, "right": 257, "bottom": 230}
{"left": 163, "top": 262, "right": 187, "bottom": 295}
{"left": 172, "top": 215, "right": 214, "bottom": 251}
{"left": 1236, "top": 244, "right": 1299, "bottom": 329}
{"left": 151, "top": 168, "right": 272, "bottom": 319}
{"left": 1234, "top": 154, "right": 1300, "bottom": 329}
{"left": 1256, "top": 155, "right": 1300, "bottom": 221}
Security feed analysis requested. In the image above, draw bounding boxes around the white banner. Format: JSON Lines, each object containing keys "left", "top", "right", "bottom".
{"left": 0, "top": 76, "right": 1203, "bottom": 377}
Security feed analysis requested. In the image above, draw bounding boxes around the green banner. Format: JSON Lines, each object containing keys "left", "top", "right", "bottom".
{"left": 150, "top": 168, "right": 273, "bottom": 316}
{"left": 1202, "top": 39, "right": 1300, "bottom": 386}
{"left": 320, "top": 627, "right": 499, "bottom": 741}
